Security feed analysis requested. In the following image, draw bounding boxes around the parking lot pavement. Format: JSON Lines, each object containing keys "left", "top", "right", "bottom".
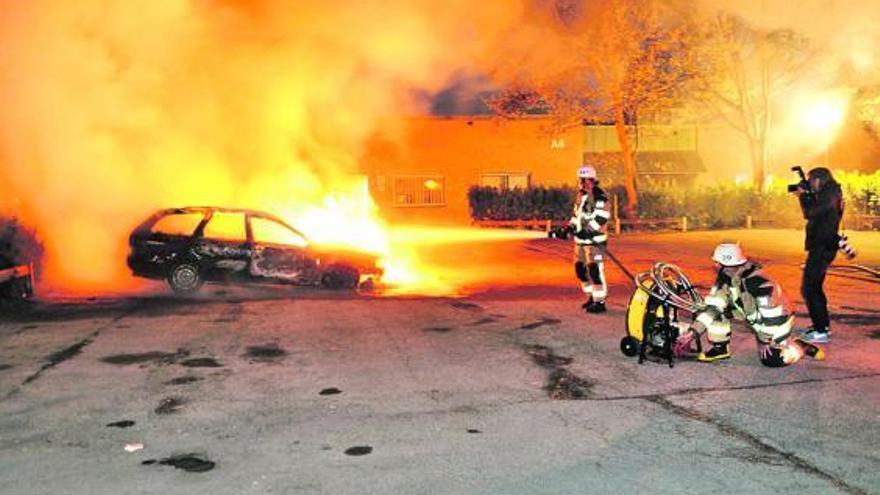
{"left": 0, "top": 229, "right": 878, "bottom": 494}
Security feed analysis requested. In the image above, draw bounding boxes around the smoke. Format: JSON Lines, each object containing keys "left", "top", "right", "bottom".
{"left": 696, "top": 0, "right": 880, "bottom": 172}
{"left": 698, "top": 0, "right": 880, "bottom": 79}
{"left": 0, "top": 0, "right": 522, "bottom": 292}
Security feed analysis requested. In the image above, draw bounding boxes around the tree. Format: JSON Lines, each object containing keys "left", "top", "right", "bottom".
{"left": 487, "top": 0, "right": 695, "bottom": 212}
{"left": 690, "top": 14, "right": 813, "bottom": 188}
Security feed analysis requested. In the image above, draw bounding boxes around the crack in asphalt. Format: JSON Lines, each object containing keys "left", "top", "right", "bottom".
{"left": 587, "top": 372, "right": 880, "bottom": 402}
{"left": 645, "top": 395, "right": 870, "bottom": 495}
{"left": 3, "top": 307, "right": 142, "bottom": 400}
{"left": 516, "top": 339, "right": 876, "bottom": 493}
{"left": 22, "top": 335, "right": 96, "bottom": 385}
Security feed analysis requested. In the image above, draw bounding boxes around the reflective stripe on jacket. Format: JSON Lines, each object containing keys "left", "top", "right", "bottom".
{"left": 570, "top": 185, "right": 610, "bottom": 246}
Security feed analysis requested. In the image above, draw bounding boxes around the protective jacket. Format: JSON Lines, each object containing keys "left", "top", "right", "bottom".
{"left": 691, "top": 262, "right": 793, "bottom": 346}
{"left": 570, "top": 185, "right": 610, "bottom": 246}
{"left": 799, "top": 182, "right": 843, "bottom": 251}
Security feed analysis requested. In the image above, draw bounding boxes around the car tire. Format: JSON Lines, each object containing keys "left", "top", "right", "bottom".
{"left": 321, "top": 267, "right": 359, "bottom": 290}
{"left": 168, "top": 262, "right": 204, "bottom": 294}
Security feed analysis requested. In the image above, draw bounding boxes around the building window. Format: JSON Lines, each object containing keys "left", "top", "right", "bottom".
{"left": 392, "top": 175, "right": 446, "bottom": 207}
{"left": 479, "top": 173, "right": 530, "bottom": 189}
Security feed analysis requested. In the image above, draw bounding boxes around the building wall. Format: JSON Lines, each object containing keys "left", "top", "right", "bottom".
{"left": 361, "top": 117, "right": 583, "bottom": 225}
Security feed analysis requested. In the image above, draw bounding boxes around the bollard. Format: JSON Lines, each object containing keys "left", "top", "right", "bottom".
{"left": 746, "top": 215, "right": 752, "bottom": 229}
{"left": 613, "top": 194, "right": 621, "bottom": 235}
{"left": 681, "top": 216, "right": 688, "bottom": 233}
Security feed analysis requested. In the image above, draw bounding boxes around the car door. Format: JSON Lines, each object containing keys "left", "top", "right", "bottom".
{"left": 194, "top": 210, "right": 251, "bottom": 281}
{"left": 129, "top": 209, "right": 208, "bottom": 274}
{"left": 248, "top": 215, "right": 315, "bottom": 283}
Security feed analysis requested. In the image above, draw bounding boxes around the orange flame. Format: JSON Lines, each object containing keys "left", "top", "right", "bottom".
{"left": 0, "top": 1, "right": 528, "bottom": 296}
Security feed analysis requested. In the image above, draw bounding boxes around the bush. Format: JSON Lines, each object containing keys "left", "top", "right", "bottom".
{"left": 469, "top": 186, "right": 576, "bottom": 221}
{"left": 835, "top": 170, "right": 880, "bottom": 216}
{"left": 468, "top": 174, "right": 880, "bottom": 229}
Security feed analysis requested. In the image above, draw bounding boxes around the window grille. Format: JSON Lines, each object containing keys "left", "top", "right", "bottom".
{"left": 392, "top": 176, "right": 445, "bottom": 207}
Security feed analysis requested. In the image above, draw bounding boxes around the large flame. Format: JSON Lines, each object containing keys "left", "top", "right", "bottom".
{"left": 0, "top": 0, "right": 523, "bottom": 295}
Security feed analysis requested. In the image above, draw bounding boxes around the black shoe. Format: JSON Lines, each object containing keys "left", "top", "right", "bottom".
{"left": 585, "top": 301, "right": 606, "bottom": 313}
{"left": 581, "top": 299, "right": 594, "bottom": 310}
{"left": 698, "top": 343, "right": 730, "bottom": 362}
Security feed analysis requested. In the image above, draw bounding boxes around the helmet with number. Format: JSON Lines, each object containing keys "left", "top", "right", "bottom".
{"left": 711, "top": 243, "right": 747, "bottom": 267}
{"left": 577, "top": 166, "right": 597, "bottom": 180}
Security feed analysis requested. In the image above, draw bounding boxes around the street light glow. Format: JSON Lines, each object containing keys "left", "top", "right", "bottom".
{"left": 803, "top": 99, "right": 846, "bottom": 133}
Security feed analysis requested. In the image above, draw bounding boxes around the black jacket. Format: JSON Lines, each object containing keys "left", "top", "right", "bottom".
{"left": 799, "top": 182, "right": 842, "bottom": 251}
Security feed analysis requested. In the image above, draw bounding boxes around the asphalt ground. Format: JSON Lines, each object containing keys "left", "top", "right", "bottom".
{"left": 0, "top": 229, "right": 878, "bottom": 495}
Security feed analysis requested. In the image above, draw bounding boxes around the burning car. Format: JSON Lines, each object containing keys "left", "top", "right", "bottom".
{"left": 127, "top": 207, "right": 383, "bottom": 294}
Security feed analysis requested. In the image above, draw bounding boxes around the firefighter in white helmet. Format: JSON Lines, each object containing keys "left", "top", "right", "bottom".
{"left": 675, "top": 243, "right": 824, "bottom": 366}
{"left": 570, "top": 165, "right": 611, "bottom": 313}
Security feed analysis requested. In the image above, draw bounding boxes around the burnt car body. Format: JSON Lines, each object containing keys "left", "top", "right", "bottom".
{"left": 127, "top": 207, "right": 382, "bottom": 294}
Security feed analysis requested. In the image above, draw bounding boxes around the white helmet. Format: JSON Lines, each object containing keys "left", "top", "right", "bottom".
{"left": 578, "top": 166, "right": 597, "bottom": 180}
{"left": 712, "top": 243, "right": 747, "bottom": 267}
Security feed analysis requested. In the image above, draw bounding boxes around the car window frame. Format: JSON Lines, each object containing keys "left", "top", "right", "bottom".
{"left": 247, "top": 214, "right": 310, "bottom": 249}
{"left": 147, "top": 210, "right": 209, "bottom": 239}
{"left": 196, "top": 210, "right": 249, "bottom": 244}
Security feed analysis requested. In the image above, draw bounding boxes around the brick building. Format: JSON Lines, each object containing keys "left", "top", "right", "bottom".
{"left": 361, "top": 116, "right": 705, "bottom": 224}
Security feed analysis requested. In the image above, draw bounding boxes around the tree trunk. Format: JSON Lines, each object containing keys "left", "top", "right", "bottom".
{"left": 748, "top": 137, "right": 765, "bottom": 189}
{"left": 613, "top": 109, "right": 639, "bottom": 212}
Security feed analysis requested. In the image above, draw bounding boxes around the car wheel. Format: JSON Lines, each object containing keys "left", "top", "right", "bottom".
{"left": 321, "top": 267, "right": 359, "bottom": 290}
{"left": 168, "top": 262, "right": 203, "bottom": 294}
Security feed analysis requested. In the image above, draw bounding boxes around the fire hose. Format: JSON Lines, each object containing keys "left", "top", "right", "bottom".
{"left": 633, "top": 261, "right": 704, "bottom": 313}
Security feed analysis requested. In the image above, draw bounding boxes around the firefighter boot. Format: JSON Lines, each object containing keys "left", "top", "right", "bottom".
{"left": 794, "top": 338, "right": 826, "bottom": 360}
{"left": 586, "top": 300, "right": 606, "bottom": 313}
{"left": 698, "top": 342, "right": 731, "bottom": 362}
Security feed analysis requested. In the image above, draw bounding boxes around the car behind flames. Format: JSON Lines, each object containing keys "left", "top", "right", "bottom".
{"left": 127, "top": 207, "right": 383, "bottom": 294}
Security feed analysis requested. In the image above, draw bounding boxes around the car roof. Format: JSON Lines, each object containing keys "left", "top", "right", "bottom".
{"left": 160, "top": 206, "right": 285, "bottom": 221}
{"left": 143, "top": 206, "right": 303, "bottom": 235}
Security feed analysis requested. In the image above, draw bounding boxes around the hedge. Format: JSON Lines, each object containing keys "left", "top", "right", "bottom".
{"left": 468, "top": 170, "right": 880, "bottom": 229}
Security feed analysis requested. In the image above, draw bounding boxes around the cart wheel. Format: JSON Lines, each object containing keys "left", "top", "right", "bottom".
{"left": 620, "top": 336, "right": 640, "bottom": 357}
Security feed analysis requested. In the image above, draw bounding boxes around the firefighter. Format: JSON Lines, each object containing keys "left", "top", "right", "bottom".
{"left": 570, "top": 165, "right": 611, "bottom": 313}
{"left": 675, "top": 243, "right": 824, "bottom": 367}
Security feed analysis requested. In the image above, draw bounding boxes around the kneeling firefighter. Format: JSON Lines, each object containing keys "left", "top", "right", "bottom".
{"left": 570, "top": 165, "right": 611, "bottom": 313}
{"left": 675, "top": 243, "right": 824, "bottom": 367}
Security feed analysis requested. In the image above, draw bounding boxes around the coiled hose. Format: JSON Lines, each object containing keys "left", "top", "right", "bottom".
{"left": 634, "top": 262, "right": 705, "bottom": 314}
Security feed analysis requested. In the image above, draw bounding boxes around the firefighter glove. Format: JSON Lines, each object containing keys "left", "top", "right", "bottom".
{"left": 673, "top": 330, "right": 698, "bottom": 358}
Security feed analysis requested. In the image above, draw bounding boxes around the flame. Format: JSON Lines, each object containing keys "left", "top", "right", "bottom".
{"left": 0, "top": 1, "right": 526, "bottom": 295}
{"left": 279, "top": 179, "right": 544, "bottom": 296}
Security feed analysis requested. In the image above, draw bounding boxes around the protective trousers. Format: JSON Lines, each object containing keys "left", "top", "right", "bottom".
{"left": 574, "top": 244, "right": 606, "bottom": 302}
{"left": 801, "top": 247, "right": 836, "bottom": 330}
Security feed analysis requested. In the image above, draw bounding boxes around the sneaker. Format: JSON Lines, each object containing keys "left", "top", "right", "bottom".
{"left": 585, "top": 301, "right": 606, "bottom": 313}
{"left": 797, "top": 326, "right": 832, "bottom": 337}
{"left": 580, "top": 299, "right": 594, "bottom": 310}
{"left": 698, "top": 343, "right": 731, "bottom": 362}
{"left": 799, "top": 328, "right": 830, "bottom": 344}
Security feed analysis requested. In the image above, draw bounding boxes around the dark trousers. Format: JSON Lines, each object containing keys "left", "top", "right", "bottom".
{"left": 801, "top": 247, "right": 837, "bottom": 330}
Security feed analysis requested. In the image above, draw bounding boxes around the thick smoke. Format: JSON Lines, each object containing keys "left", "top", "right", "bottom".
{"left": 697, "top": 0, "right": 880, "bottom": 172}
{"left": 0, "top": 0, "right": 521, "bottom": 291}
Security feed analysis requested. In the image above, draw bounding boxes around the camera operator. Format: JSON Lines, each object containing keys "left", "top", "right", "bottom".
{"left": 794, "top": 167, "right": 843, "bottom": 343}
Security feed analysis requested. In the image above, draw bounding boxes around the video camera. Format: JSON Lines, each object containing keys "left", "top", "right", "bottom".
{"left": 787, "top": 166, "right": 812, "bottom": 196}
